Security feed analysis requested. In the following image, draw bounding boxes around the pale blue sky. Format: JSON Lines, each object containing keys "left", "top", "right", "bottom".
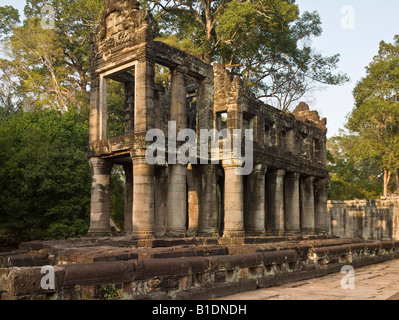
{"left": 295, "top": 0, "right": 399, "bottom": 137}
{"left": 2, "top": 0, "right": 399, "bottom": 137}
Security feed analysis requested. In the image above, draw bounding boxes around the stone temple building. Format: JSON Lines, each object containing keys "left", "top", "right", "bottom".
{"left": 87, "top": 0, "right": 329, "bottom": 240}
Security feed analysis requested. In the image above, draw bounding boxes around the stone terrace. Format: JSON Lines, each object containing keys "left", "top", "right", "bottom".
{"left": 1, "top": 237, "right": 399, "bottom": 300}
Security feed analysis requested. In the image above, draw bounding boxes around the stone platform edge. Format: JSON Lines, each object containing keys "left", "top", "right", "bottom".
{"left": 1, "top": 239, "right": 399, "bottom": 300}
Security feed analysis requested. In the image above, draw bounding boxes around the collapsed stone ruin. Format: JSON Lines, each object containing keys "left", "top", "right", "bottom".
{"left": 2, "top": 0, "right": 398, "bottom": 301}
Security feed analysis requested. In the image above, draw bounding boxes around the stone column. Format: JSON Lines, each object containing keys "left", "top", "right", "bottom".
{"left": 266, "top": 169, "right": 286, "bottom": 236}
{"left": 198, "top": 165, "right": 219, "bottom": 236}
{"left": 170, "top": 67, "right": 187, "bottom": 131}
{"left": 154, "top": 166, "right": 168, "bottom": 238}
{"left": 166, "top": 164, "right": 187, "bottom": 237}
{"left": 315, "top": 178, "right": 329, "bottom": 235}
{"left": 187, "top": 164, "right": 200, "bottom": 236}
{"left": 132, "top": 156, "right": 155, "bottom": 239}
{"left": 135, "top": 59, "right": 155, "bottom": 133}
{"left": 166, "top": 67, "right": 188, "bottom": 237}
{"left": 89, "top": 77, "right": 100, "bottom": 144}
{"left": 88, "top": 157, "right": 112, "bottom": 237}
{"left": 245, "top": 164, "right": 267, "bottom": 236}
{"left": 223, "top": 164, "right": 245, "bottom": 237}
{"left": 123, "top": 163, "right": 133, "bottom": 235}
{"left": 301, "top": 176, "right": 315, "bottom": 234}
{"left": 284, "top": 172, "right": 301, "bottom": 235}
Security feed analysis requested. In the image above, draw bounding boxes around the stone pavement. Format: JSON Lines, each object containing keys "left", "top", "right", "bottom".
{"left": 217, "top": 259, "right": 399, "bottom": 300}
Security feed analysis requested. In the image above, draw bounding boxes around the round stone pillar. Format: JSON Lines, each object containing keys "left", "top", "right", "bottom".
{"left": 284, "top": 172, "right": 301, "bottom": 235}
{"left": 266, "top": 169, "right": 286, "bottom": 236}
{"left": 245, "top": 164, "right": 267, "bottom": 236}
{"left": 301, "top": 176, "right": 315, "bottom": 235}
{"left": 198, "top": 165, "right": 219, "bottom": 236}
{"left": 132, "top": 156, "right": 155, "bottom": 239}
{"left": 223, "top": 164, "right": 245, "bottom": 237}
{"left": 166, "top": 164, "right": 187, "bottom": 237}
{"left": 87, "top": 157, "right": 112, "bottom": 237}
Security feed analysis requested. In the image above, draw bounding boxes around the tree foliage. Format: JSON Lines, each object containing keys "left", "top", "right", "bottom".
{"left": 0, "top": 110, "right": 91, "bottom": 242}
{"left": 329, "top": 36, "right": 399, "bottom": 198}
{"left": 327, "top": 135, "right": 383, "bottom": 200}
{"left": 147, "top": 0, "right": 349, "bottom": 110}
{"left": 0, "top": 0, "right": 104, "bottom": 113}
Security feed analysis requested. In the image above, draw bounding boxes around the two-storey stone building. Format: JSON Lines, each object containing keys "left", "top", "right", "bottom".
{"left": 87, "top": 0, "right": 329, "bottom": 239}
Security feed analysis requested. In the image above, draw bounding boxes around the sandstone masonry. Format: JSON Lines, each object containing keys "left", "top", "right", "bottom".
{"left": 87, "top": 0, "right": 329, "bottom": 239}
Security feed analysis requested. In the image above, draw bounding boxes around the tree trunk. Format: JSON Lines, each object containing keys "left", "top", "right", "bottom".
{"left": 383, "top": 168, "right": 391, "bottom": 197}
{"left": 395, "top": 167, "right": 399, "bottom": 196}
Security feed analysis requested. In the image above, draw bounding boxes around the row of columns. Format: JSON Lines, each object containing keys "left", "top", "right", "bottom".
{"left": 88, "top": 60, "right": 328, "bottom": 238}
{"left": 88, "top": 157, "right": 329, "bottom": 238}
{"left": 223, "top": 165, "right": 329, "bottom": 237}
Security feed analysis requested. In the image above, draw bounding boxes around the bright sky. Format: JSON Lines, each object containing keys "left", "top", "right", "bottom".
{"left": 295, "top": 0, "right": 399, "bottom": 137}
{"left": 2, "top": 0, "right": 399, "bottom": 138}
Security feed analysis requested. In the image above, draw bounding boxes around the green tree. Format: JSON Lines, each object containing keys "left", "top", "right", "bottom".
{"left": 327, "top": 135, "right": 383, "bottom": 200}
{"left": 3, "top": 18, "right": 73, "bottom": 112}
{"left": 0, "top": 1, "right": 104, "bottom": 113}
{"left": 0, "top": 5, "right": 20, "bottom": 40}
{"left": 147, "top": 0, "right": 349, "bottom": 110}
{"left": 0, "top": 110, "right": 91, "bottom": 242}
{"left": 348, "top": 36, "right": 399, "bottom": 197}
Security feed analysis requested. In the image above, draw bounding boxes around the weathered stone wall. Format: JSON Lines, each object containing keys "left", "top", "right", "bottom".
{"left": 1, "top": 238, "right": 399, "bottom": 300}
{"left": 328, "top": 198, "right": 399, "bottom": 241}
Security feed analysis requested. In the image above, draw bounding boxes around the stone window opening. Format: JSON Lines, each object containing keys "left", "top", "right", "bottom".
{"left": 264, "top": 123, "right": 271, "bottom": 146}
{"left": 186, "top": 89, "right": 197, "bottom": 132}
{"left": 264, "top": 121, "right": 277, "bottom": 147}
{"left": 155, "top": 63, "right": 171, "bottom": 91}
{"left": 243, "top": 113, "right": 256, "bottom": 141}
{"left": 264, "top": 121, "right": 278, "bottom": 147}
{"left": 283, "top": 128, "right": 296, "bottom": 154}
{"left": 281, "top": 129, "right": 287, "bottom": 150}
{"left": 100, "top": 63, "right": 137, "bottom": 140}
{"left": 300, "top": 133, "right": 310, "bottom": 158}
{"left": 216, "top": 111, "right": 228, "bottom": 139}
{"left": 313, "top": 138, "right": 323, "bottom": 160}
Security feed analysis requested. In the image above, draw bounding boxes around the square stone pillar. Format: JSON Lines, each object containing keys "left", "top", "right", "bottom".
{"left": 245, "top": 164, "right": 267, "bottom": 236}
{"left": 266, "top": 169, "right": 286, "bottom": 236}
{"left": 89, "top": 77, "right": 101, "bottom": 144}
{"left": 301, "top": 176, "right": 315, "bottom": 234}
{"left": 123, "top": 163, "right": 133, "bottom": 235}
{"left": 88, "top": 157, "right": 112, "bottom": 237}
{"left": 132, "top": 156, "right": 155, "bottom": 239}
{"left": 198, "top": 165, "right": 219, "bottom": 236}
{"left": 223, "top": 164, "right": 245, "bottom": 237}
{"left": 315, "top": 178, "right": 329, "bottom": 235}
{"left": 284, "top": 172, "right": 301, "bottom": 235}
{"left": 135, "top": 58, "right": 155, "bottom": 133}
